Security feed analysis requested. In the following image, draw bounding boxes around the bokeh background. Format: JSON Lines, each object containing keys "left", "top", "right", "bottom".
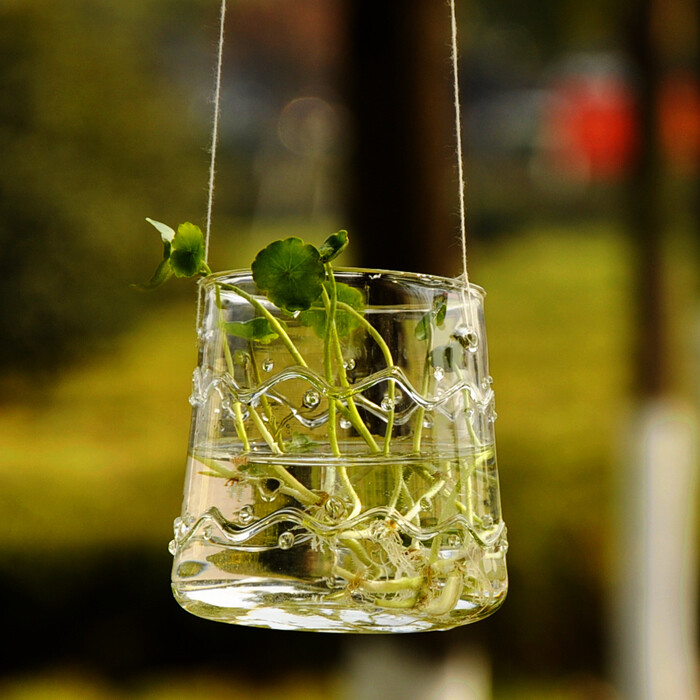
{"left": 1, "top": 0, "right": 698, "bottom": 698}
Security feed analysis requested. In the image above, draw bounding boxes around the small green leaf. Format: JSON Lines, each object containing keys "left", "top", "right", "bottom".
{"left": 283, "top": 432, "right": 321, "bottom": 453}
{"left": 299, "top": 282, "right": 365, "bottom": 338}
{"left": 131, "top": 257, "right": 173, "bottom": 292}
{"left": 415, "top": 293, "right": 448, "bottom": 340}
{"left": 146, "top": 217, "right": 176, "bottom": 245}
{"left": 170, "top": 222, "right": 206, "bottom": 278}
{"left": 252, "top": 237, "right": 325, "bottom": 312}
{"left": 133, "top": 219, "right": 178, "bottom": 291}
{"left": 224, "top": 318, "right": 280, "bottom": 344}
{"left": 434, "top": 293, "right": 447, "bottom": 327}
{"left": 415, "top": 314, "right": 431, "bottom": 341}
{"left": 318, "top": 230, "right": 349, "bottom": 262}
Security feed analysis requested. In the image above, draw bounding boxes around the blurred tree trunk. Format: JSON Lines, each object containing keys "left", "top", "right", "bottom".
{"left": 627, "top": 0, "right": 667, "bottom": 398}
{"left": 341, "top": 0, "right": 457, "bottom": 276}
{"left": 615, "top": 4, "right": 700, "bottom": 700}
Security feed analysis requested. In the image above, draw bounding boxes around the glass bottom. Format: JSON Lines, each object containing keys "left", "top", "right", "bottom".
{"left": 172, "top": 578, "right": 506, "bottom": 633}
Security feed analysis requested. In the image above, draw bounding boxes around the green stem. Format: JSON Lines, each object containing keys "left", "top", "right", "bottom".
{"left": 214, "top": 283, "right": 252, "bottom": 451}
{"left": 335, "top": 301, "right": 395, "bottom": 453}
{"left": 322, "top": 275, "right": 380, "bottom": 454}
{"left": 322, "top": 279, "right": 342, "bottom": 460}
{"left": 218, "top": 282, "right": 308, "bottom": 367}
{"left": 413, "top": 353, "right": 433, "bottom": 455}
{"left": 403, "top": 477, "right": 446, "bottom": 522}
{"left": 333, "top": 566, "right": 424, "bottom": 593}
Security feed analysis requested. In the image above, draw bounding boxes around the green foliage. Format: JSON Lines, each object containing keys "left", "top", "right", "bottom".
{"left": 283, "top": 432, "right": 321, "bottom": 453}
{"left": 251, "top": 237, "right": 325, "bottom": 312}
{"left": 298, "top": 282, "right": 365, "bottom": 338}
{"left": 135, "top": 220, "right": 208, "bottom": 288}
{"left": 170, "top": 222, "right": 207, "bottom": 278}
{"left": 318, "top": 229, "right": 349, "bottom": 262}
{"left": 415, "top": 293, "right": 447, "bottom": 340}
{"left": 224, "top": 318, "right": 280, "bottom": 344}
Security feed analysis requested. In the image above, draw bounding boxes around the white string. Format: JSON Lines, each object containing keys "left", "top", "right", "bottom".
{"left": 205, "top": 0, "right": 227, "bottom": 263}
{"left": 448, "top": 0, "right": 476, "bottom": 332}
{"left": 197, "top": 0, "right": 227, "bottom": 330}
{"left": 449, "top": 0, "right": 469, "bottom": 287}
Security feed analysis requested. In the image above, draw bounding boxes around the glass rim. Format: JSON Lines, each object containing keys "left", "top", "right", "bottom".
{"left": 199, "top": 267, "right": 485, "bottom": 297}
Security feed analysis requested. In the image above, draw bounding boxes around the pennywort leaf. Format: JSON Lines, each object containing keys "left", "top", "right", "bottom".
{"left": 225, "top": 318, "right": 280, "bottom": 345}
{"left": 318, "top": 229, "right": 348, "bottom": 263}
{"left": 251, "top": 237, "right": 325, "bottom": 312}
{"left": 299, "top": 282, "right": 365, "bottom": 338}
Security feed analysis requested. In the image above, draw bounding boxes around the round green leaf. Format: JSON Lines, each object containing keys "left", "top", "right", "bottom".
{"left": 252, "top": 237, "right": 324, "bottom": 312}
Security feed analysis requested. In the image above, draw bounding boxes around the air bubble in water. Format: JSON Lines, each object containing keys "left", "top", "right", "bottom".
{"left": 325, "top": 497, "right": 347, "bottom": 520}
{"left": 262, "top": 358, "right": 274, "bottom": 372}
{"left": 381, "top": 396, "right": 395, "bottom": 412}
{"left": 433, "top": 366, "right": 445, "bottom": 381}
{"left": 339, "top": 417, "right": 352, "bottom": 430}
{"left": 278, "top": 532, "right": 295, "bottom": 550}
{"left": 303, "top": 389, "right": 321, "bottom": 409}
{"left": 343, "top": 358, "right": 356, "bottom": 371}
{"left": 238, "top": 505, "right": 255, "bottom": 525}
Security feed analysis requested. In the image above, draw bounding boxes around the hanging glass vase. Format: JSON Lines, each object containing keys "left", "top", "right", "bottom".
{"left": 169, "top": 268, "right": 508, "bottom": 633}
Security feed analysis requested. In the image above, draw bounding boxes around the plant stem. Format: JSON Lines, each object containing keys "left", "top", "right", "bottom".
{"left": 214, "top": 283, "right": 252, "bottom": 451}
{"left": 322, "top": 277, "right": 342, "bottom": 460}
{"left": 219, "top": 282, "right": 308, "bottom": 367}
{"left": 322, "top": 274, "right": 380, "bottom": 454}
{"left": 334, "top": 301, "right": 396, "bottom": 454}
{"left": 403, "top": 477, "right": 446, "bottom": 522}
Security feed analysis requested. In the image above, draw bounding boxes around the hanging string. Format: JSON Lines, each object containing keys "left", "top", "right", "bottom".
{"left": 448, "top": 0, "right": 476, "bottom": 331}
{"left": 197, "top": 0, "right": 227, "bottom": 330}
{"left": 205, "top": 0, "right": 228, "bottom": 263}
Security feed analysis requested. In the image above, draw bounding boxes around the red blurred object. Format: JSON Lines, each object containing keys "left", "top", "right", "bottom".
{"left": 542, "top": 60, "right": 700, "bottom": 181}
{"left": 543, "top": 71, "right": 638, "bottom": 180}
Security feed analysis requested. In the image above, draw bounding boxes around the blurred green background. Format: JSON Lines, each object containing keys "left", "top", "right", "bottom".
{"left": 0, "top": 0, "right": 698, "bottom": 698}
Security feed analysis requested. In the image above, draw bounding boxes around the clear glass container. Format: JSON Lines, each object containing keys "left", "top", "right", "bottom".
{"left": 170, "top": 268, "right": 507, "bottom": 632}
